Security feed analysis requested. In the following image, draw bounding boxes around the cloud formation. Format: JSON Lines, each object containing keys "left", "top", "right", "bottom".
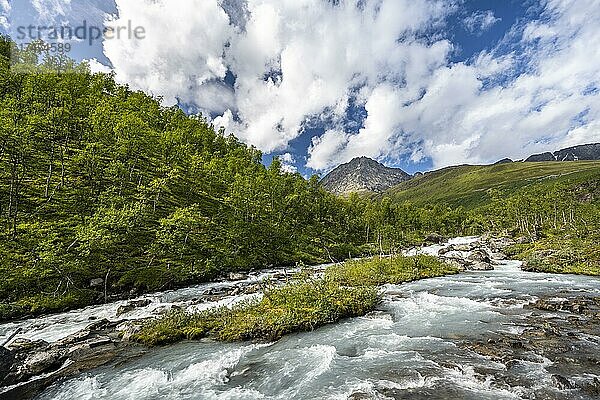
{"left": 0, "top": 0, "right": 10, "bottom": 30}
{"left": 309, "top": 0, "right": 600, "bottom": 169}
{"left": 279, "top": 153, "right": 298, "bottom": 174}
{"left": 94, "top": 0, "right": 600, "bottom": 171}
{"left": 104, "top": 0, "right": 454, "bottom": 159}
{"left": 463, "top": 10, "right": 500, "bottom": 34}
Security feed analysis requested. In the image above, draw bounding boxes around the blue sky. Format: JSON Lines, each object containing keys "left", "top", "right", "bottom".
{"left": 2, "top": 0, "right": 599, "bottom": 177}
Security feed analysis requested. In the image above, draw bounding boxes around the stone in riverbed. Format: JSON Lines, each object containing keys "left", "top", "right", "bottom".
{"left": 467, "top": 262, "right": 494, "bottom": 271}
{"left": 116, "top": 299, "right": 152, "bottom": 317}
{"left": 227, "top": 272, "right": 249, "bottom": 281}
{"left": 89, "top": 278, "right": 104, "bottom": 287}
{"left": 530, "top": 297, "right": 598, "bottom": 315}
{"left": 20, "top": 349, "right": 63, "bottom": 375}
{"left": 581, "top": 377, "right": 600, "bottom": 396}
{"left": 348, "top": 392, "right": 373, "bottom": 400}
{"left": 467, "top": 249, "right": 492, "bottom": 264}
{"left": 7, "top": 339, "right": 48, "bottom": 353}
{"left": 425, "top": 233, "right": 445, "bottom": 244}
{"left": 0, "top": 346, "right": 14, "bottom": 383}
{"left": 1, "top": 318, "right": 145, "bottom": 397}
{"left": 552, "top": 374, "right": 574, "bottom": 390}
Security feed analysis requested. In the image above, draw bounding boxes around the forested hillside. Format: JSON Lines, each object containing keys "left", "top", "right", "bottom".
{"left": 0, "top": 38, "right": 370, "bottom": 319}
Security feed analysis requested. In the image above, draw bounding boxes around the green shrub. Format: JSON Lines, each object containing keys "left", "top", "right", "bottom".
{"left": 326, "top": 254, "right": 459, "bottom": 287}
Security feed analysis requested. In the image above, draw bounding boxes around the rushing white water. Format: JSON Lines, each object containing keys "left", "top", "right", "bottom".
{"left": 3, "top": 238, "right": 600, "bottom": 399}
{"left": 0, "top": 266, "right": 316, "bottom": 344}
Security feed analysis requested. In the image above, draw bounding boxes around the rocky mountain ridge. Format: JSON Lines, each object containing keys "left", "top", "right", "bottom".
{"left": 320, "top": 157, "right": 411, "bottom": 196}
{"left": 321, "top": 143, "right": 600, "bottom": 195}
{"left": 525, "top": 143, "right": 600, "bottom": 162}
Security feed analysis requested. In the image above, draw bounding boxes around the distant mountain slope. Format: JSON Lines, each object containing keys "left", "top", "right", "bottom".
{"left": 385, "top": 161, "right": 600, "bottom": 209}
{"left": 320, "top": 157, "right": 411, "bottom": 195}
{"left": 526, "top": 143, "right": 600, "bottom": 162}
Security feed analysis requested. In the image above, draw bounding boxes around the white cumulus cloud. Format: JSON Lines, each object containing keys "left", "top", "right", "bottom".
{"left": 279, "top": 152, "right": 298, "bottom": 173}
{"left": 105, "top": 0, "right": 456, "bottom": 155}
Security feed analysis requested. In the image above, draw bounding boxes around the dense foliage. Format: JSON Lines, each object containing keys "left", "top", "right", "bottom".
{"left": 481, "top": 172, "right": 600, "bottom": 275}
{"left": 325, "top": 254, "right": 459, "bottom": 287}
{"left": 0, "top": 39, "right": 372, "bottom": 319}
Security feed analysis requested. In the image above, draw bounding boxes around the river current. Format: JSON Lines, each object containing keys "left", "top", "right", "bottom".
{"left": 2, "top": 238, "right": 599, "bottom": 399}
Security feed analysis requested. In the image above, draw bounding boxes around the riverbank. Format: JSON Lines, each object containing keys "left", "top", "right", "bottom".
{"left": 28, "top": 240, "right": 600, "bottom": 400}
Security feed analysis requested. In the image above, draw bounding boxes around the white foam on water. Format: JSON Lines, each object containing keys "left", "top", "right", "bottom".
{"left": 387, "top": 291, "right": 496, "bottom": 319}
{"left": 448, "top": 236, "right": 481, "bottom": 245}
{"left": 0, "top": 263, "right": 329, "bottom": 344}
{"left": 36, "top": 376, "right": 108, "bottom": 400}
{"left": 303, "top": 345, "right": 337, "bottom": 383}
{"left": 441, "top": 365, "right": 522, "bottom": 399}
{"left": 38, "top": 342, "right": 272, "bottom": 400}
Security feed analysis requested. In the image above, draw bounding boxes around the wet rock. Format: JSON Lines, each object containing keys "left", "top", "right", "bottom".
{"left": 336, "top": 344, "right": 360, "bottom": 358}
{"left": 348, "top": 392, "right": 373, "bottom": 400}
{"left": 425, "top": 233, "right": 445, "bottom": 244}
{"left": 485, "top": 236, "right": 516, "bottom": 252}
{"left": 89, "top": 278, "right": 104, "bottom": 287}
{"left": 118, "top": 321, "right": 144, "bottom": 342}
{"left": 467, "top": 249, "right": 492, "bottom": 264}
{"left": 227, "top": 272, "right": 248, "bottom": 281}
{"left": 0, "top": 347, "right": 13, "bottom": 383}
{"left": 442, "top": 259, "right": 465, "bottom": 271}
{"left": 438, "top": 242, "right": 481, "bottom": 255}
{"left": 6, "top": 339, "right": 48, "bottom": 354}
{"left": 453, "top": 243, "right": 479, "bottom": 252}
{"left": 552, "top": 374, "right": 574, "bottom": 390}
{"left": 530, "top": 297, "right": 598, "bottom": 315}
{"left": 203, "top": 287, "right": 230, "bottom": 297}
{"left": 580, "top": 377, "right": 600, "bottom": 396}
{"left": 242, "top": 283, "right": 262, "bottom": 295}
{"left": 116, "top": 299, "right": 152, "bottom": 317}
{"left": 465, "top": 262, "right": 494, "bottom": 271}
{"left": 20, "top": 350, "right": 63, "bottom": 375}
{"left": 1, "top": 319, "right": 146, "bottom": 399}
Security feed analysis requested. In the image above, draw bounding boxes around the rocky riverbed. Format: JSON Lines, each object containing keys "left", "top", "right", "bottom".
{"left": 2, "top": 236, "right": 599, "bottom": 400}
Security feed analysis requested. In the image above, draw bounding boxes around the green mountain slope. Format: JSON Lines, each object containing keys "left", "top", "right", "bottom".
{"left": 386, "top": 161, "right": 600, "bottom": 208}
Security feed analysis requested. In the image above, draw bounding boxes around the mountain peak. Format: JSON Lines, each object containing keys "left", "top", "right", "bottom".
{"left": 320, "top": 157, "right": 411, "bottom": 195}
{"left": 525, "top": 143, "right": 600, "bottom": 162}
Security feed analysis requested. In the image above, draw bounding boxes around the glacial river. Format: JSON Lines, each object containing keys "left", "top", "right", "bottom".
{"left": 2, "top": 238, "right": 599, "bottom": 400}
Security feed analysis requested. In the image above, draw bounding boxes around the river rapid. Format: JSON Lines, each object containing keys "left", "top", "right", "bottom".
{"left": 2, "top": 237, "right": 600, "bottom": 400}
